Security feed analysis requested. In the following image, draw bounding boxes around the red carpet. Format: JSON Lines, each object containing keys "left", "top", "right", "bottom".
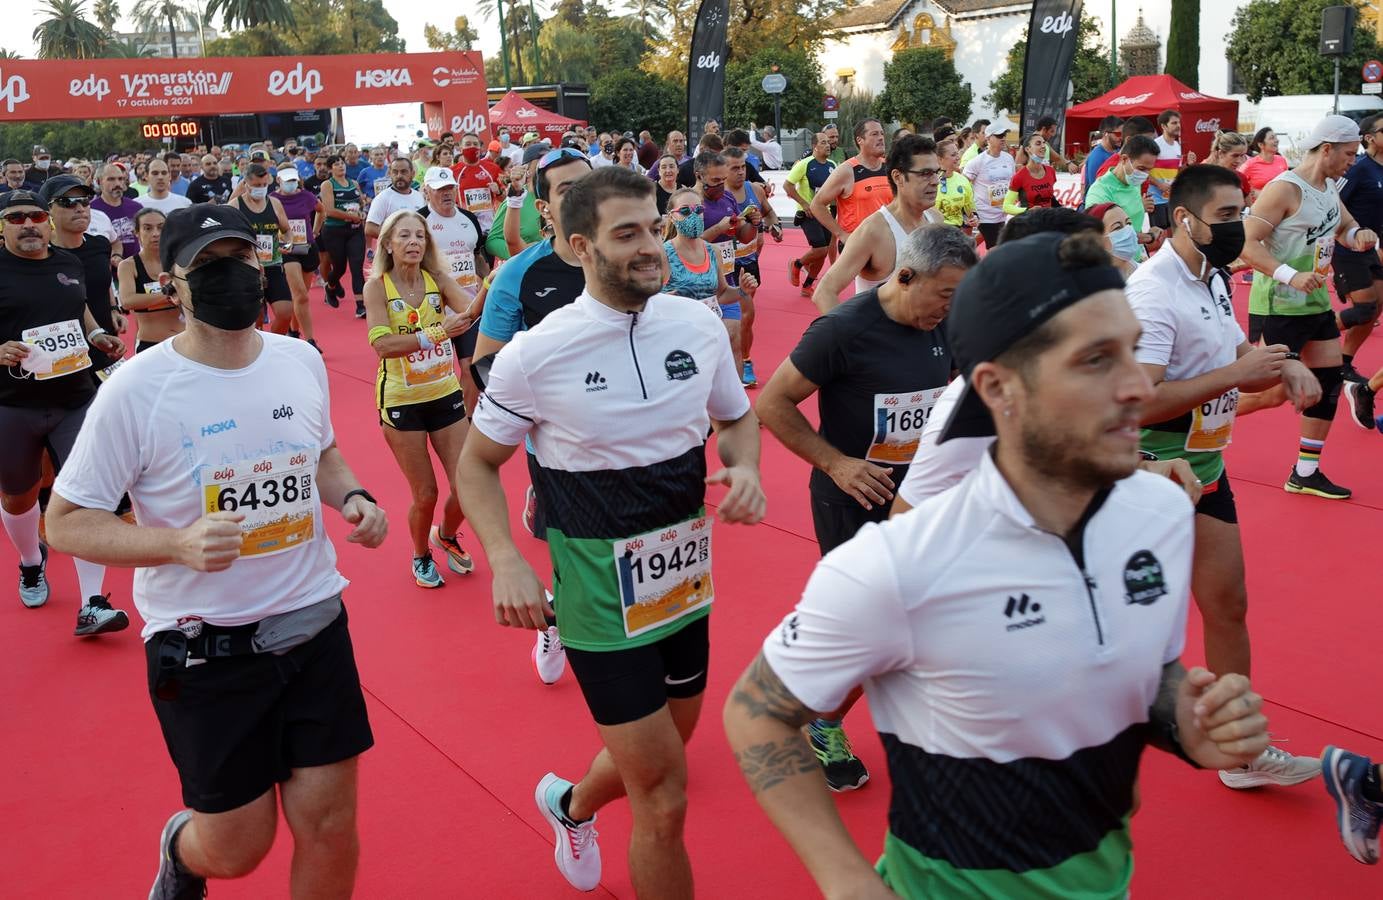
{"left": 2, "top": 233, "right": 1382, "bottom": 897}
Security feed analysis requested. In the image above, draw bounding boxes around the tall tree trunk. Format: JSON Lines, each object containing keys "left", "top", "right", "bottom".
{"left": 168, "top": 14, "right": 179, "bottom": 58}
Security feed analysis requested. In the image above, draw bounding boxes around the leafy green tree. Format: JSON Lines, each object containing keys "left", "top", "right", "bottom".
{"left": 643, "top": 0, "right": 851, "bottom": 83}
{"left": 589, "top": 69, "right": 683, "bottom": 136}
{"left": 104, "top": 36, "right": 156, "bottom": 57}
{"left": 1228, "top": 0, "right": 1378, "bottom": 102}
{"left": 874, "top": 48, "right": 972, "bottom": 130}
{"left": 985, "top": 15, "right": 1110, "bottom": 116}
{"left": 204, "top": 0, "right": 404, "bottom": 56}
{"left": 204, "top": 0, "right": 295, "bottom": 30}
{"left": 0, "top": 119, "right": 147, "bottom": 161}
{"left": 1164, "top": 0, "right": 1200, "bottom": 88}
{"left": 32, "top": 0, "right": 108, "bottom": 60}
{"left": 93, "top": 0, "right": 120, "bottom": 34}
{"left": 132, "top": 0, "right": 199, "bottom": 58}
{"left": 0, "top": 48, "right": 23, "bottom": 59}
{"left": 725, "top": 47, "right": 825, "bottom": 132}
{"left": 424, "top": 16, "right": 480, "bottom": 52}
{"left": 538, "top": 19, "right": 602, "bottom": 85}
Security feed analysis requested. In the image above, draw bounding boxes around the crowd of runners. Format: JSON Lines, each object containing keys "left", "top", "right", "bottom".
{"left": 2, "top": 107, "right": 1383, "bottom": 899}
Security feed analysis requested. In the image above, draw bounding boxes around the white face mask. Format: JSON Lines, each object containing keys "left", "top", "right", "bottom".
{"left": 279, "top": 182, "right": 299, "bottom": 194}
{"left": 1126, "top": 168, "right": 1149, "bottom": 186}
{"left": 249, "top": 186, "right": 269, "bottom": 200}
{"left": 35, "top": 159, "right": 51, "bottom": 170}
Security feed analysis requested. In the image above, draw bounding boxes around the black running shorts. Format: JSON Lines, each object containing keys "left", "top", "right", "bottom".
{"left": 144, "top": 604, "right": 374, "bottom": 814}
{"left": 810, "top": 494, "right": 887, "bottom": 555}
{"left": 1246, "top": 311, "right": 1339, "bottom": 350}
{"left": 264, "top": 265, "right": 291, "bottom": 303}
{"left": 1332, "top": 254, "right": 1383, "bottom": 300}
{"left": 565, "top": 616, "right": 710, "bottom": 726}
{"left": 1194, "top": 470, "right": 1238, "bottom": 525}
{"left": 0, "top": 400, "right": 91, "bottom": 494}
{"left": 379, "top": 389, "right": 466, "bottom": 432}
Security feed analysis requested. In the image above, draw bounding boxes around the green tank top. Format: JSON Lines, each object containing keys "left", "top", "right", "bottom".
{"left": 1248, "top": 169, "right": 1341, "bottom": 317}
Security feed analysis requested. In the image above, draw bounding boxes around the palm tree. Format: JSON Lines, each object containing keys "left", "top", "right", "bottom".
{"left": 104, "top": 36, "right": 156, "bottom": 57}
{"left": 0, "top": 48, "right": 23, "bottom": 59}
{"left": 624, "top": 0, "right": 661, "bottom": 39}
{"left": 475, "top": 0, "right": 530, "bottom": 85}
{"left": 32, "top": 0, "right": 108, "bottom": 60}
{"left": 93, "top": 0, "right": 119, "bottom": 33}
{"left": 132, "top": 0, "right": 200, "bottom": 57}
{"left": 204, "top": 0, "right": 295, "bottom": 30}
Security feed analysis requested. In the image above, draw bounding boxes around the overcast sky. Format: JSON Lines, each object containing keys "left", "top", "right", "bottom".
{"left": 12, "top": 2, "right": 509, "bottom": 59}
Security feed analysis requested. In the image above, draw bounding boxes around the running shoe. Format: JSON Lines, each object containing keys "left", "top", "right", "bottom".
{"left": 1284, "top": 468, "right": 1352, "bottom": 500}
{"left": 800, "top": 285, "right": 813, "bottom": 298}
{"left": 533, "top": 625, "right": 567, "bottom": 685}
{"left": 149, "top": 809, "right": 206, "bottom": 900}
{"left": 324, "top": 283, "right": 341, "bottom": 308}
{"left": 741, "top": 359, "right": 757, "bottom": 387}
{"left": 789, "top": 258, "right": 802, "bottom": 286}
{"left": 1219, "top": 744, "right": 1321, "bottom": 789}
{"left": 429, "top": 525, "right": 475, "bottom": 575}
{"left": 287, "top": 329, "right": 301, "bottom": 339}
{"left": 75, "top": 594, "right": 130, "bottom": 636}
{"left": 18, "top": 544, "right": 49, "bottom": 609}
{"left": 1342, "top": 362, "right": 1368, "bottom": 385}
{"left": 1322, "top": 745, "right": 1383, "bottom": 865}
{"left": 522, "top": 484, "right": 538, "bottom": 537}
{"left": 412, "top": 554, "right": 445, "bottom": 588}
{"left": 354, "top": 300, "right": 366, "bottom": 319}
{"left": 307, "top": 338, "right": 323, "bottom": 354}
{"left": 535, "top": 772, "right": 601, "bottom": 892}
{"left": 1344, "top": 381, "right": 1378, "bottom": 432}
{"left": 807, "top": 720, "right": 869, "bottom": 792}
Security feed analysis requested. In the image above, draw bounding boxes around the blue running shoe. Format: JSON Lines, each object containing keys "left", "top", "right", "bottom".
{"left": 412, "top": 553, "right": 444, "bottom": 588}
{"left": 1322, "top": 745, "right": 1383, "bottom": 864}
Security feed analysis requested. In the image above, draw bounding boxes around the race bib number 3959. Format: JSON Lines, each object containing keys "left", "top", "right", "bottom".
{"left": 22, "top": 319, "right": 90, "bottom": 380}
{"left": 614, "top": 516, "right": 713, "bottom": 639}
{"left": 202, "top": 450, "right": 316, "bottom": 558}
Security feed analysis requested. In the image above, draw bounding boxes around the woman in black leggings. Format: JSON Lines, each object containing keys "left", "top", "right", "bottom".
{"left": 319, "top": 154, "right": 368, "bottom": 318}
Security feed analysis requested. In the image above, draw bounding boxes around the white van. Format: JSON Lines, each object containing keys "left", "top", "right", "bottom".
{"left": 1253, "top": 94, "right": 1383, "bottom": 162}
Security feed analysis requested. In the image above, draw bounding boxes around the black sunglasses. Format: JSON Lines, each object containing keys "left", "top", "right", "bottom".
{"left": 52, "top": 196, "right": 92, "bottom": 209}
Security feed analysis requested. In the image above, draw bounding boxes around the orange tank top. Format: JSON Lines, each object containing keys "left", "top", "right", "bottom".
{"left": 836, "top": 155, "right": 891, "bottom": 234}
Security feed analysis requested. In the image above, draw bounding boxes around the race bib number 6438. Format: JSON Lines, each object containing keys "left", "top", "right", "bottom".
{"left": 203, "top": 450, "right": 317, "bottom": 557}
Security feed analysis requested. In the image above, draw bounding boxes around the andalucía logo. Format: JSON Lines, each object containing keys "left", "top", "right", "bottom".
{"left": 1123, "top": 550, "right": 1167, "bottom": 605}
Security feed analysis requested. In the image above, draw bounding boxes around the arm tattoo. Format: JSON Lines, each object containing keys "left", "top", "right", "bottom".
{"left": 729, "top": 653, "right": 819, "bottom": 728}
{"left": 734, "top": 739, "right": 820, "bottom": 795}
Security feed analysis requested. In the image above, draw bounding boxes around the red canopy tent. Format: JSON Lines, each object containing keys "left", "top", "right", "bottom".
{"left": 487, "top": 90, "right": 586, "bottom": 141}
{"left": 1064, "top": 74, "right": 1239, "bottom": 162}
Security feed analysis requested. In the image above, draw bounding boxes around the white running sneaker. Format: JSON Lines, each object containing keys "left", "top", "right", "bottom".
{"left": 1219, "top": 744, "right": 1322, "bottom": 789}
{"left": 535, "top": 772, "right": 600, "bottom": 892}
{"left": 533, "top": 625, "right": 566, "bottom": 685}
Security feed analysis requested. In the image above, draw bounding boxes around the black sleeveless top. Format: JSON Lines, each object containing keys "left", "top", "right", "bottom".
{"left": 132, "top": 253, "right": 177, "bottom": 314}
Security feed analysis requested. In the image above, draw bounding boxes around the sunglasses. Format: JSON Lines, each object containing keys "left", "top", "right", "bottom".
{"left": 538, "top": 147, "right": 589, "bottom": 171}
{"left": 52, "top": 196, "right": 92, "bottom": 209}
{"left": 672, "top": 204, "right": 705, "bottom": 217}
{"left": 2, "top": 210, "right": 49, "bottom": 224}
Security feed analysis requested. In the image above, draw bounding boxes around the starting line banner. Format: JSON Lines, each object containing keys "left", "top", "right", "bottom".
{"left": 0, "top": 51, "right": 487, "bottom": 139}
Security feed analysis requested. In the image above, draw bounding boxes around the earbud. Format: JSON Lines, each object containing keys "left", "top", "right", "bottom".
{"left": 897, "top": 270, "right": 912, "bottom": 284}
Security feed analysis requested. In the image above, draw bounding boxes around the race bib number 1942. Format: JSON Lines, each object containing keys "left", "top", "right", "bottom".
{"left": 614, "top": 516, "right": 713, "bottom": 639}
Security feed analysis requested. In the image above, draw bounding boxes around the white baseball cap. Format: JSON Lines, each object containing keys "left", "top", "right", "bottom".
{"left": 423, "top": 166, "right": 457, "bottom": 189}
{"left": 985, "top": 120, "right": 1014, "bottom": 138}
{"left": 1301, "top": 115, "right": 1362, "bottom": 151}
{"left": 277, "top": 168, "right": 300, "bottom": 184}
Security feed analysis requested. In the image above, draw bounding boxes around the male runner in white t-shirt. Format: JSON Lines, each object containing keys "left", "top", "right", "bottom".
{"left": 45, "top": 202, "right": 388, "bottom": 900}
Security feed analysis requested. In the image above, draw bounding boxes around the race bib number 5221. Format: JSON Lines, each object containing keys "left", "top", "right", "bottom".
{"left": 203, "top": 450, "right": 316, "bottom": 557}
{"left": 614, "top": 516, "right": 713, "bottom": 639}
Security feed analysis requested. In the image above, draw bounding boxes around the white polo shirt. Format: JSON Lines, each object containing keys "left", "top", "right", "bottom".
{"left": 763, "top": 453, "right": 1193, "bottom": 896}
{"left": 895, "top": 376, "right": 990, "bottom": 507}
{"left": 364, "top": 187, "right": 426, "bottom": 227}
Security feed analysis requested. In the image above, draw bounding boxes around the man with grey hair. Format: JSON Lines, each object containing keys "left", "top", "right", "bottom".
{"left": 749, "top": 124, "right": 783, "bottom": 169}
{"left": 90, "top": 162, "right": 145, "bottom": 259}
{"left": 754, "top": 222, "right": 975, "bottom": 791}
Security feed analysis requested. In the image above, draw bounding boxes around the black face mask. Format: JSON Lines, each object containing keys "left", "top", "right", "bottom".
{"left": 184, "top": 256, "right": 265, "bottom": 330}
{"left": 1184, "top": 213, "right": 1245, "bottom": 270}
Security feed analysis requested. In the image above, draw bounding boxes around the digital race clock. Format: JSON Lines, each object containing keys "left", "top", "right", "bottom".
{"left": 141, "top": 120, "right": 200, "bottom": 139}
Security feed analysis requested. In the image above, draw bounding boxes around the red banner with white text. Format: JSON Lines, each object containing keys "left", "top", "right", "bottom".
{"left": 0, "top": 52, "right": 488, "bottom": 139}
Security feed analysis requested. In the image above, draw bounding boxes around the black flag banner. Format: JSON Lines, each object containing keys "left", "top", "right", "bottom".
{"left": 1019, "top": 0, "right": 1084, "bottom": 138}
{"left": 687, "top": 0, "right": 729, "bottom": 141}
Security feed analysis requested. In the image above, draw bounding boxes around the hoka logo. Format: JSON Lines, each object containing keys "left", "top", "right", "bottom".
{"left": 200, "top": 418, "right": 237, "bottom": 436}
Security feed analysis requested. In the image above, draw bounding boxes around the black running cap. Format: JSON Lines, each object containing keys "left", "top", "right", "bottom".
{"left": 160, "top": 203, "right": 257, "bottom": 272}
{"left": 0, "top": 190, "right": 46, "bottom": 211}
{"left": 39, "top": 175, "right": 95, "bottom": 204}
{"left": 937, "top": 231, "right": 1125, "bottom": 444}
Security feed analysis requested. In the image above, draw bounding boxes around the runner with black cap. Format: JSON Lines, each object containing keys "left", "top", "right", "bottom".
{"left": 42, "top": 174, "right": 126, "bottom": 380}
{"left": 725, "top": 230, "right": 1272, "bottom": 899}
{"left": 45, "top": 202, "right": 388, "bottom": 900}
{"left": 0, "top": 189, "right": 127, "bottom": 632}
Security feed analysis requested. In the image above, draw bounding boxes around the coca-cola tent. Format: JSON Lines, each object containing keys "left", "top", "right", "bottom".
{"left": 487, "top": 90, "right": 585, "bottom": 141}
{"left": 1064, "top": 74, "right": 1239, "bottom": 162}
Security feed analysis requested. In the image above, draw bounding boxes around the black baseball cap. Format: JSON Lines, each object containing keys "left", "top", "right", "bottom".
{"left": 39, "top": 175, "right": 95, "bottom": 204}
{"left": 937, "top": 232, "right": 1125, "bottom": 444}
{"left": 0, "top": 190, "right": 46, "bottom": 211}
{"left": 160, "top": 203, "right": 257, "bottom": 272}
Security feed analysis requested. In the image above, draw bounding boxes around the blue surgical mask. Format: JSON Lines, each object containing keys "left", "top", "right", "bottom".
{"left": 1108, "top": 226, "right": 1139, "bottom": 260}
{"left": 675, "top": 212, "right": 705, "bottom": 239}
{"left": 1126, "top": 168, "right": 1149, "bottom": 186}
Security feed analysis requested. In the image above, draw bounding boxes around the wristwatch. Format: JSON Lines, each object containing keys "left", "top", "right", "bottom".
{"left": 342, "top": 488, "right": 377, "bottom": 506}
